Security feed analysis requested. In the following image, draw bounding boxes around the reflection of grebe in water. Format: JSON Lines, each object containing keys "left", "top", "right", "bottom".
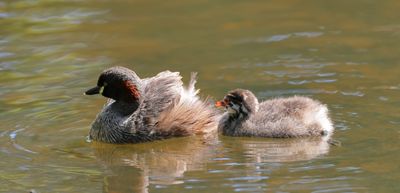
{"left": 221, "top": 137, "right": 331, "bottom": 163}
{"left": 213, "top": 137, "right": 333, "bottom": 192}
{"left": 91, "top": 136, "right": 218, "bottom": 193}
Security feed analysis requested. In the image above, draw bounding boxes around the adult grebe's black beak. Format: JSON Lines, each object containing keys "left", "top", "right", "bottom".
{"left": 84, "top": 86, "right": 101, "bottom": 95}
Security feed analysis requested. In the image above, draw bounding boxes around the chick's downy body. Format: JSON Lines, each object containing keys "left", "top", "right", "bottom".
{"left": 217, "top": 89, "right": 333, "bottom": 139}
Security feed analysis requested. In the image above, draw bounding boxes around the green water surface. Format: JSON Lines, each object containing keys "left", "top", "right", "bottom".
{"left": 1, "top": 0, "right": 400, "bottom": 192}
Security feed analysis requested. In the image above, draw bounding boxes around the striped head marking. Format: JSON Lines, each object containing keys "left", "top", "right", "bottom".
{"left": 215, "top": 89, "right": 259, "bottom": 116}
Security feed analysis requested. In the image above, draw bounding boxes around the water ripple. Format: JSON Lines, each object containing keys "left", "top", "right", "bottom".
{"left": 0, "top": 52, "right": 14, "bottom": 58}
{"left": 335, "top": 122, "right": 350, "bottom": 131}
{"left": 237, "top": 31, "right": 324, "bottom": 44}
{"left": 337, "top": 167, "right": 363, "bottom": 173}
{"left": 259, "top": 89, "right": 338, "bottom": 97}
{"left": 0, "top": 12, "right": 9, "bottom": 18}
{"left": 227, "top": 176, "right": 269, "bottom": 181}
{"left": 289, "top": 164, "right": 335, "bottom": 172}
{"left": 314, "top": 79, "right": 337, "bottom": 83}
{"left": 9, "top": 128, "right": 38, "bottom": 154}
{"left": 284, "top": 63, "right": 334, "bottom": 69}
{"left": 293, "top": 31, "right": 324, "bottom": 38}
{"left": 288, "top": 80, "right": 311, "bottom": 85}
{"left": 378, "top": 96, "right": 389, "bottom": 101}
{"left": 290, "top": 176, "right": 351, "bottom": 184}
{"left": 260, "top": 34, "right": 291, "bottom": 43}
{"left": 340, "top": 91, "right": 365, "bottom": 97}
{"left": 264, "top": 69, "right": 319, "bottom": 78}
{"left": 318, "top": 72, "right": 337, "bottom": 77}
{"left": 287, "top": 79, "right": 337, "bottom": 85}
{"left": 311, "top": 187, "right": 367, "bottom": 193}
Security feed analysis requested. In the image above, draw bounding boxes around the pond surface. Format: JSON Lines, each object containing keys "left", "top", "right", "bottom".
{"left": 1, "top": 0, "right": 400, "bottom": 192}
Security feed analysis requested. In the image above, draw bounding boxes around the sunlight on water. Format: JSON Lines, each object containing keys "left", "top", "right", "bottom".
{"left": 1, "top": 0, "right": 400, "bottom": 192}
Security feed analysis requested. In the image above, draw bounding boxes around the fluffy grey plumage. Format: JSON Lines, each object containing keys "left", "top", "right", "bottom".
{"left": 85, "top": 66, "right": 219, "bottom": 143}
{"left": 216, "top": 89, "right": 334, "bottom": 138}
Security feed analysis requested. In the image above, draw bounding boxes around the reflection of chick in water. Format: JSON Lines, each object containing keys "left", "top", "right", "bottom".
{"left": 222, "top": 136, "right": 330, "bottom": 163}
{"left": 91, "top": 136, "right": 217, "bottom": 193}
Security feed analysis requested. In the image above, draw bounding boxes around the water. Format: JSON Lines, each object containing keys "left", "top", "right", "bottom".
{"left": 1, "top": 0, "right": 400, "bottom": 192}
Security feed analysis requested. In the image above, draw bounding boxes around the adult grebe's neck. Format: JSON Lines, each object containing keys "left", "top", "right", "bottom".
{"left": 110, "top": 100, "right": 140, "bottom": 116}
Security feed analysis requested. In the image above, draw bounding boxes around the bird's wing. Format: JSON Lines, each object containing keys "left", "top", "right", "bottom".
{"left": 128, "top": 71, "right": 183, "bottom": 133}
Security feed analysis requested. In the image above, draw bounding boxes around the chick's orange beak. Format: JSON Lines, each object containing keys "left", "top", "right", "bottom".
{"left": 215, "top": 100, "right": 226, "bottom": 107}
